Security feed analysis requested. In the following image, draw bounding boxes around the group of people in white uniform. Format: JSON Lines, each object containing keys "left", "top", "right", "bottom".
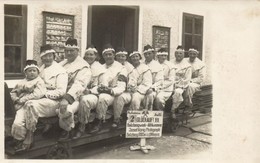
{"left": 9, "top": 37, "right": 205, "bottom": 151}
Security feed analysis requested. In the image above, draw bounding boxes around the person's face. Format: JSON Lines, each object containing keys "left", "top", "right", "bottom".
{"left": 130, "top": 53, "right": 141, "bottom": 66}
{"left": 188, "top": 51, "right": 198, "bottom": 62}
{"left": 115, "top": 53, "right": 127, "bottom": 64}
{"left": 103, "top": 50, "right": 115, "bottom": 65}
{"left": 65, "top": 48, "right": 78, "bottom": 63}
{"left": 25, "top": 67, "right": 38, "bottom": 80}
{"left": 84, "top": 50, "right": 97, "bottom": 65}
{"left": 41, "top": 53, "right": 54, "bottom": 67}
{"left": 157, "top": 55, "right": 167, "bottom": 64}
{"left": 175, "top": 51, "right": 184, "bottom": 62}
{"left": 144, "top": 51, "right": 154, "bottom": 63}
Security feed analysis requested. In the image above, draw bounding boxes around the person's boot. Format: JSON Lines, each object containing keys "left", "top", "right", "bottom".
{"left": 15, "top": 131, "right": 34, "bottom": 152}
{"left": 42, "top": 124, "right": 53, "bottom": 137}
{"left": 85, "top": 123, "right": 92, "bottom": 134}
{"left": 72, "top": 123, "right": 85, "bottom": 139}
{"left": 89, "top": 119, "right": 102, "bottom": 134}
{"left": 111, "top": 118, "right": 120, "bottom": 130}
{"left": 58, "top": 130, "right": 70, "bottom": 141}
{"left": 42, "top": 124, "right": 52, "bottom": 133}
{"left": 14, "top": 140, "right": 23, "bottom": 151}
{"left": 171, "top": 107, "right": 177, "bottom": 119}
{"left": 184, "top": 105, "right": 193, "bottom": 114}
{"left": 15, "top": 143, "right": 32, "bottom": 152}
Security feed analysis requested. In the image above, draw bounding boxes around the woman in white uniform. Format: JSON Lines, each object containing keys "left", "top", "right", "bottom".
{"left": 73, "top": 45, "right": 106, "bottom": 138}
{"left": 11, "top": 44, "right": 68, "bottom": 151}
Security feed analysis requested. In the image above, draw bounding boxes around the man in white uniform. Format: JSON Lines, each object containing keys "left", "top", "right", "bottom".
{"left": 115, "top": 47, "right": 134, "bottom": 74}
{"left": 171, "top": 45, "right": 192, "bottom": 119}
{"left": 90, "top": 44, "right": 127, "bottom": 133}
{"left": 183, "top": 46, "right": 205, "bottom": 110}
{"left": 111, "top": 51, "right": 152, "bottom": 129}
{"left": 73, "top": 45, "right": 107, "bottom": 138}
{"left": 154, "top": 48, "right": 175, "bottom": 111}
{"left": 143, "top": 44, "right": 164, "bottom": 110}
{"left": 58, "top": 38, "right": 92, "bottom": 140}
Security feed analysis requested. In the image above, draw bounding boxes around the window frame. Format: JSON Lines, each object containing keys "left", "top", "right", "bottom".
{"left": 182, "top": 12, "right": 204, "bottom": 60}
{"left": 4, "top": 5, "right": 27, "bottom": 79}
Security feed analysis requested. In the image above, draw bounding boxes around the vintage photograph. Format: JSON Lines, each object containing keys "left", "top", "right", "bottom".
{"left": 2, "top": 0, "right": 260, "bottom": 161}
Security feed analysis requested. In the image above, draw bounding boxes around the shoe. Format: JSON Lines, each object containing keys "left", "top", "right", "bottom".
{"left": 170, "top": 115, "right": 180, "bottom": 132}
{"left": 78, "top": 123, "right": 85, "bottom": 133}
{"left": 42, "top": 124, "right": 52, "bottom": 133}
{"left": 111, "top": 120, "right": 120, "bottom": 130}
{"left": 85, "top": 123, "right": 92, "bottom": 134}
{"left": 171, "top": 113, "right": 177, "bottom": 119}
{"left": 72, "top": 130, "right": 82, "bottom": 139}
{"left": 58, "top": 130, "right": 70, "bottom": 141}
{"left": 89, "top": 119, "right": 102, "bottom": 134}
{"left": 15, "top": 143, "right": 32, "bottom": 152}
{"left": 14, "top": 140, "right": 23, "bottom": 151}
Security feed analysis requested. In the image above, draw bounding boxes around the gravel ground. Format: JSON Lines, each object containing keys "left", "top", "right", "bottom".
{"left": 83, "top": 135, "right": 212, "bottom": 159}
{"left": 75, "top": 114, "right": 212, "bottom": 159}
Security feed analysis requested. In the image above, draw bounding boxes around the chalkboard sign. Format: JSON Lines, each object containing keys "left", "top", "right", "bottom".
{"left": 152, "top": 26, "right": 171, "bottom": 60}
{"left": 43, "top": 12, "right": 74, "bottom": 62}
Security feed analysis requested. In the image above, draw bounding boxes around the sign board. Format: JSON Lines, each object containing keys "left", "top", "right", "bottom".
{"left": 152, "top": 26, "right": 171, "bottom": 60}
{"left": 126, "top": 110, "right": 163, "bottom": 138}
{"left": 43, "top": 12, "right": 74, "bottom": 61}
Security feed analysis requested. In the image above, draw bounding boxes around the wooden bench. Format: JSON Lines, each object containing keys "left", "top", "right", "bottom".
{"left": 5, "top": 83, "right": 212, "bottom": 158}
{"left": 163, "top": 84, "right": 213, "bottom": 131}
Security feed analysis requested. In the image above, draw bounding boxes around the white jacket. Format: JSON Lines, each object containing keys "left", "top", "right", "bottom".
{"left": 173, "top": 59, "right": 192, "bottom": 89}
{"left": 160, "top": 60, "right": 175, "bottom": 92}
{"left": 40, "top": 61, "right": 68, "bottom": 100}
{"left": 99, "top": 61, "right": 128, "bottom": 96}
{"left": 128, "top": 63, "right": 152, "bottom": 95}
{"left": 145, "top": 60, "right": 164, "bottom": 91}
{"left": 88, "top": 61, "right": 107, "bottom": 95}
{"left": 60, "top": 56, "right": 92, "bottom": 102}
{"left": 185, "top": 58, "right": 205, "bottom": 85}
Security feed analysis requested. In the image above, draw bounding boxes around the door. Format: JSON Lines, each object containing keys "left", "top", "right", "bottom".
{"left": 88, "top": 6, "right": 139, "bottom": 63}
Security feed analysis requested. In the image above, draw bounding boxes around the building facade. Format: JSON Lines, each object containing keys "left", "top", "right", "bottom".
{"left": 3, "top": 1, "right": 212, "bottom": 88}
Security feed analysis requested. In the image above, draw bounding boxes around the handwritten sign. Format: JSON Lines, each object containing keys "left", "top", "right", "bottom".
{"left": 43, "top": 12, "right": 74, "bottom": 61}
{"left": 126, "top": 110, "right": 163, "bottom": 138}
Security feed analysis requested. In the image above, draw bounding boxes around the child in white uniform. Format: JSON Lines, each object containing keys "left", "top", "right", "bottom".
{"left": 10, "top": 60, "right": 46, "bottom": 111}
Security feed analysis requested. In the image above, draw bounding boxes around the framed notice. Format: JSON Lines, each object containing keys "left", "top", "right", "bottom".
{"left": 126, "top": 110, "right": 163, "bottom": 138}
{"left": 43, "top": 11, "right": 74, "bottom": 61}
{"left": 152, "top": 26, "right": 171, "bottom": 60}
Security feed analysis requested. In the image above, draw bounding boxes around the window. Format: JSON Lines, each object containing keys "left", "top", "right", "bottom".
{"left": 182, "top": 13, "right": 203, "bottom": 59}
{"left": 4, "top": 4, "right": 27, "bottom": 79}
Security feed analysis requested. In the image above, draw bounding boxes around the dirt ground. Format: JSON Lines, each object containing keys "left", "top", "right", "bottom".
{"left": 74, "top": 114, "right": 212, "bottom": 159}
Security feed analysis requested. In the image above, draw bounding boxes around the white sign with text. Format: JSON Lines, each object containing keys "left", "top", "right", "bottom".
{"left": 126, "top": 110, "right": 163, "bottom": 138}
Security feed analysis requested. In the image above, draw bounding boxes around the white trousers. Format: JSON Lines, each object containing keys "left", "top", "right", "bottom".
{"left": 78, "top": 94, "right": 98, "bottom": 124}
{"left": 113, "top": 92, "right": 132, "bottom": 120}
{"left": 95, "top": 93, "right": 115, "bottom": 120}
{"left": 154, "top": 91, "right": 172, "bottom": 110}
{"left": 171, "top": 88, "right": 185, "bottom": 111}
{"left": 130, "top": 92, "right": 146, "bottom": 110}
{"left": 58, "top": 101, "right": 79, "bottom": 131}
{"left": 11, "top": 98, "right": 59, "bottom": 140}
{"left": 184, "top": 83, "right": 200, "bottom": 107}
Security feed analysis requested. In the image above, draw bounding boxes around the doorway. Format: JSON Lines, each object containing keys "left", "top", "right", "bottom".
{"left": 87, "top": 6, "right": 139, "bottom": 63}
